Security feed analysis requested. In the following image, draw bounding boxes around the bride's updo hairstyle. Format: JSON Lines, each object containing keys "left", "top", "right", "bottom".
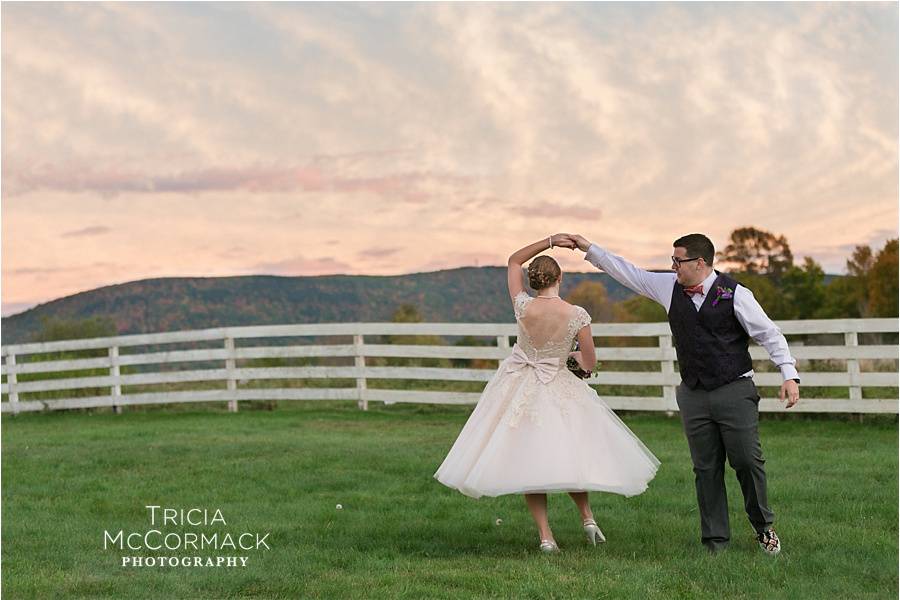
{"left": 527, "top": 256, "right": 561, "bottom": 290}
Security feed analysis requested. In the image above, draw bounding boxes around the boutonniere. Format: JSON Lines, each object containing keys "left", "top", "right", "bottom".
{"left": 712, "top": 285, "right": 734, "bottom": 307}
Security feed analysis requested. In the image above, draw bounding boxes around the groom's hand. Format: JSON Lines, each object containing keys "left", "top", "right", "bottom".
{"left": 779, "top": 379, "right": 800, "bottom": 409}
{"left": 551, "top": 233, "right": 577, "bottom": 250}
{"left": 570, "top": 234, "right": 592, "bottom": 252}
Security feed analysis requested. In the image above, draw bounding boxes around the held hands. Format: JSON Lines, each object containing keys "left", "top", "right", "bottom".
{"left": 780, "top": 379, "right": 800, "bottom": 409}
{"left": 552, "top": 233, "right": 592, "bottom": 252}
{"left": 550, "top": 234, "right": 578, "bottom": 250}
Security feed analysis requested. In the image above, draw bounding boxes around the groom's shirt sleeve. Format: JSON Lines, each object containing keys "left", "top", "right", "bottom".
{"left": 584, "top": 244, "right": 676, "bottom": 312}
{"left": 733, "top": 285, "right": 800, "bottom": 382}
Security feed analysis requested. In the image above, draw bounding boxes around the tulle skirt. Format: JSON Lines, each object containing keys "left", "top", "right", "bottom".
{"left": 434, "top": 356, "right": 661, "bottom": 499}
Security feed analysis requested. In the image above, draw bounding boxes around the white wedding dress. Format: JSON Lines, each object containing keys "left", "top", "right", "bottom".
{"left": 434, "top": 291, "right": 660, "bottom": 499}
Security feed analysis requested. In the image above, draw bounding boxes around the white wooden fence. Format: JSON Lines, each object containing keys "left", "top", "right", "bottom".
{"left": 1, "top": 319, "right": 897, "bottom": 415}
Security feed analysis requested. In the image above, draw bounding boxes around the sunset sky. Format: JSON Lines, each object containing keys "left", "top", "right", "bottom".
{"left": 2, "top": 2, "right": 897, "bottom": 316}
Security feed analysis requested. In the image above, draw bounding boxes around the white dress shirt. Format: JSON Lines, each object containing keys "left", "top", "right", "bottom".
{"left": 584, "top": 243, "right": 799, "bottom": 382}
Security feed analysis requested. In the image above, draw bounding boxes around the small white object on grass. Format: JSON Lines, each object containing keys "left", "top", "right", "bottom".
{"left": 336, "top": 504, "right": 343, "bottom": 510}
{"left": 495, "top": 518, "right": 503, "bottom": 526}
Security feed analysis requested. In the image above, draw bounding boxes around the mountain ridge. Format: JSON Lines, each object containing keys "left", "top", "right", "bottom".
{"left": 0, "top": 267, "right": 641, "bottom": 344}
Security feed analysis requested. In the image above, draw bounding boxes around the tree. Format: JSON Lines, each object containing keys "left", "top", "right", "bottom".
{"left": 30, "top": 315, "right": 119, "bottom": 362}
{"left": 838, "top": 245, "right": 876, "bottom": 316}
{"left": 817, "top": 276, "right": 861, "bottom": 319}
{"left": 32, "top": 315, "right": 117, "bottom": 343}
{"left": 824, "top": 239, "right": 899, "bottom": 318}
{"left": 729, "top": 272, "right": 789, "bottom": 319}
{"left": 564, "top": 281, "right": 613, "bottom": 322}
{"left": 608, "top": 296, "right": 666, "bottom": 348}
{"left": 383, "top": 303, "right": 423, "bottom": 347}
{"left": 867, "top": 239, "right": 898, "bottom": 317}
{"left": 847, "top": 245, "right": 875, "bottom": 278}
{"left": 384, "top": 303, "right": 448, "bottom": 368}
{"left": 391, "top": 304, "right": 423, "bottom": 324}
{"left": 21, "top": 316, "right": 119, "bottom": 406}
{"left": 716, "top": 227, "right": 794, "bottom": 277}
{"left": 780, "top": 257, "right": 826, "bottom": 319}
{"left": 612, "top": 296, "right": 666, "bottom": 323}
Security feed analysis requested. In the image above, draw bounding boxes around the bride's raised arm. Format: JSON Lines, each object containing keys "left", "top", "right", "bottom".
{"left": 506, "top": 234, "right": 575, "bottom": 301}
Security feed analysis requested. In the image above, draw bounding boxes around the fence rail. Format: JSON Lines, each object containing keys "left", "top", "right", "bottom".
{"left": 2, "top": 319, "right": 897, "bottom": 415}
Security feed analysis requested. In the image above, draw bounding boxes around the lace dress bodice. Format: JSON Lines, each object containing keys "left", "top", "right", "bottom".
{"left": 513, "top": 291, "right": 592, "bottom": 364}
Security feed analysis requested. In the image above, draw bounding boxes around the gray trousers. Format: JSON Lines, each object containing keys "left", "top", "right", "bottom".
{"left": 675, "top": 377, "right": 774, "bottom": 551}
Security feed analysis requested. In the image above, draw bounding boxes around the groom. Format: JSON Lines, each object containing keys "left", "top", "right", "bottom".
{"left": 560, "top": 232, "right": 799, "bottom": 555}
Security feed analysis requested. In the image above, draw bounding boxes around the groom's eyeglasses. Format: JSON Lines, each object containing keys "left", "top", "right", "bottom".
{"left": 671, "top": 256, "right": 702, "bottom": 268}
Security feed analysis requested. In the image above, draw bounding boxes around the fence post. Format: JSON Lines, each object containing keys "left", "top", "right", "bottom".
{"left": 7, "top": 353, "right": 18, "bottom": 416}
{"left": 659, "top": 334, "right": 677, "bottom": 416}
{"left": 354, "top": 334, "right": 367, "bottom": 410}
{"left": 225, "top": 336, "right": 238, "bottom": 413}
{"left": 845, "top": 331, "right": 862, "bottom": 420}
{"left": 496, "top": 335, "right": 509, "bottom": 351}
{"left": 109, "top": 346, "right": 122, "bottom": 414}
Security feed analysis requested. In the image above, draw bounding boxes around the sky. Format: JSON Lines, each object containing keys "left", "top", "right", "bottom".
{"left": 1, "top": 1, "right": 898, "bottom": 316}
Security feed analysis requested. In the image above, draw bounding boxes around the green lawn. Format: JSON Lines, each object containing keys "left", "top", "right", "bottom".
{"left": 2, "top": 401, "right": 897, "bottom": 599}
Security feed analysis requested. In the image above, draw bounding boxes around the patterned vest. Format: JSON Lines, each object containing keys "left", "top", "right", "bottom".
{"left": 667, "top": 271, "right": 753, "bottom": 391}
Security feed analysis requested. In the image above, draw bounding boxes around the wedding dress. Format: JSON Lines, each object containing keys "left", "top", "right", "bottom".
{"left": 434, "top": 291, "right": 660, "bottom": 498}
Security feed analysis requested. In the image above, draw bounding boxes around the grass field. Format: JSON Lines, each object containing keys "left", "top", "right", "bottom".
{"left": 2, "top": 401, "right": 897, "bottom": 599}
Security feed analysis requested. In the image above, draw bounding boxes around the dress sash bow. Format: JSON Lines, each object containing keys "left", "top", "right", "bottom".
{"left": 505, "top": 344, "right": 560, "bottom": 384}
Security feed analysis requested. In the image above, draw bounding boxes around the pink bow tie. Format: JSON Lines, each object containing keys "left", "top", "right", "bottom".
{"left": 683, "top": 284, "right": 705, "bottom": 297}
{"left": 506, "top": 344, "right": 560, "bottom": 384}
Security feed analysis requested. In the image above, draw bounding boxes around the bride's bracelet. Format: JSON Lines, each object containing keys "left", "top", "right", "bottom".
{"left": 548, "top": 235, "right": 553, "bottom": 249}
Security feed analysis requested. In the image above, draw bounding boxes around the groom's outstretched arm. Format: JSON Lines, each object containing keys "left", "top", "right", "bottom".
{"left": 572, "top": 236, "right": 676, "bottom": 312}
{"left": 733, "top": 287, "right": 801, "bottom": 408}
{"left": 733, "top": 287, "right": 800, "bottom": 382}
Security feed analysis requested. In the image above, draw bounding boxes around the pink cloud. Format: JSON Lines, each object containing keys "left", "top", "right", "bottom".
{"left": 61, "top": 225, "right": 111, "bottom": 237}
{"left": 522, "top": 202, "right": 603, "bottom": 221}
{"left": 250, "top": 255, "right": 354, "bottom": 276}
{"left": 3, "top": 159, "right": 475, "bottom": 205}
{"left": 358, "top": 246, "right": 402, "bottom": 259}
{"left": 5, "top": 261, "right": 122, "bottom": 277}
{"left": 7, "top": 266, "right": 68, "bottom": 275}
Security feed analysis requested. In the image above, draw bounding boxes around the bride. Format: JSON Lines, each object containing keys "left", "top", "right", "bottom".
{"left": 433, "top": 234, "right": 660, "bottom": 553}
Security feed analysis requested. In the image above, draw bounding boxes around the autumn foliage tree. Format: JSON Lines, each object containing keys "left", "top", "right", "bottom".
{"left": 841, "top": 239, "right": 899, "bottom": 318}
{"left": 564, "top": 281, "right": 614, "bottom": 322}
{"left": 716, "top": 227, "right": 794, "bottom": 278}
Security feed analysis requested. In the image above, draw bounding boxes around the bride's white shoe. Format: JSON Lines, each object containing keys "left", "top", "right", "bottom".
{"left": 539, "top": 539, "right": 559, "bottom": 553}
{"left": 583, "top": 518, "right": 606, "bottom": 545}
